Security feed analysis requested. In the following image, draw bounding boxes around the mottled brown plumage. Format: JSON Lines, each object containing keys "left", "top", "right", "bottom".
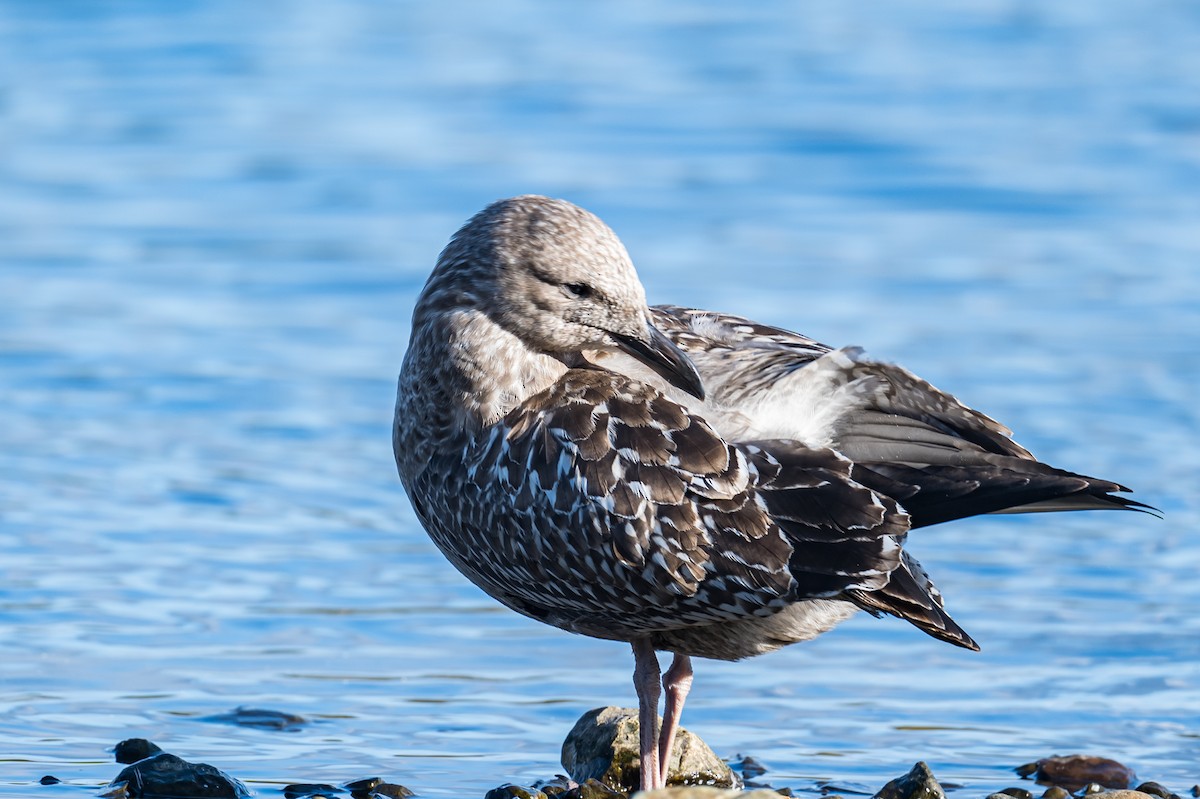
{"left": 393, "top": 195, "right": 1151, "bottom": 791}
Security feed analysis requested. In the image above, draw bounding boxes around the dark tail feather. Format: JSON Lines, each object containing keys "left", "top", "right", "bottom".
{"left": 846, "top": 552, "right": 979, "bottom": 651}
{"left": 851, "top": 460, "right": 1160, "bottom": 529}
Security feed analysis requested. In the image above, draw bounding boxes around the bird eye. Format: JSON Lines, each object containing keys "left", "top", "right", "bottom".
{"left": 563, "top": 282, "right": 593, "bottom": 299}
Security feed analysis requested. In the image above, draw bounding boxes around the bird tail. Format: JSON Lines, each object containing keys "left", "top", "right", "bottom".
{"left": 846, "top": 551, "right": 980, "bottom": 651}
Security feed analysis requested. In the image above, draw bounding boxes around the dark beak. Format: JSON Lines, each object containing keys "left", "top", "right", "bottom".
{"left": 614, "top": 324, "right": 705, "bottom": 400}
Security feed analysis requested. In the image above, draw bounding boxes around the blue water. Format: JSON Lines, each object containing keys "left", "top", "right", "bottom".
{"left": 1, "top": 2, "right": 1197, "bottom": 796}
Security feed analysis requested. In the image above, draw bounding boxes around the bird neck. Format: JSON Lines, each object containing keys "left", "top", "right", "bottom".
{"left": 394, "top": 307, "right": 566, "bottom": 478}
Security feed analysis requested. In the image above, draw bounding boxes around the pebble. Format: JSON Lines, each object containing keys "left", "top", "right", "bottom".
{"left": 1042, "top": 787, "right": 1071, "bottom": 799}
{"left": 38, "top": 776, "right": 60, "bottom": 785}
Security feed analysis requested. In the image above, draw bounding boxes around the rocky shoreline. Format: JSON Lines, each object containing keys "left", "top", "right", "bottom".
{"left": 41, "top": 706, "right": 1196, "bottom": 799}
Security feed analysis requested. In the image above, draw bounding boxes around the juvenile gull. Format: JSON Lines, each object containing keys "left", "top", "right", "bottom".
{"left": 393, "top": 195, "right": 1152, "bottom": 791}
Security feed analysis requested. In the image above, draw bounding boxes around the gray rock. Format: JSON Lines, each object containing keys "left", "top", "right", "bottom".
{"left": 561, "top": 707, "right": 738, "bottom": 793}
{"left": 872, "top": 762, "right": 945, "bottom": 799}
{"left": 1080, "top": 792, "right": 1157, "bottom": 799}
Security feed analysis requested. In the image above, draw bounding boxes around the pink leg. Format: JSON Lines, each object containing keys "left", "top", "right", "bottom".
{"left": 631, "top": 639, "right": 663, "bottom": 791}
{"left": 657, "top": 653, "right": 694, "bottom": 786}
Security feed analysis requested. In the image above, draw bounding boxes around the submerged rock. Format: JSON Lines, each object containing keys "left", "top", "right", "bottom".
{"left": 872, "top": 762, "right": 945, "bottom": 799}
{"left": 113, "top": 739, "right": 165, "bottom": 765}
{"left": 102, "top": 752, "right": 250, "bottom": 799}
{"left": 560, "top": 706, "right": 738, "bottom": 793}
{"left": 1017, "top": 755, "right": 1136, "bottom": 792}
{"left": 201, "top": 706, "right": 308, "bottom": 731}
{"left": 283, "top": 783, "right": 344, "bottom": 798}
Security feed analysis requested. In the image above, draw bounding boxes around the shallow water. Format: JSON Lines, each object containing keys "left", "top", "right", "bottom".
{"left": 1, "top": 1, "right": 1198, "bottom": 796}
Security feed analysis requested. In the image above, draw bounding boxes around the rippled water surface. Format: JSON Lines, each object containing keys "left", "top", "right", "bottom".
{"left": 2, "top": 2, "right": 1198, "bottom": 796}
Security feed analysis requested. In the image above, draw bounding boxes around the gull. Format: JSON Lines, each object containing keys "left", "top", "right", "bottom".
{"left": 392, "top": 195, "right": 1151, "bottom": 792}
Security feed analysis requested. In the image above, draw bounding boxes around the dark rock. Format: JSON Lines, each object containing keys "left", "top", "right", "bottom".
{"left": 999, "top": 789, "right": 1034, "bottom": 799}
{"left": 104, "top": 752, "right": 250, "bottom": 798}
{"left": 39, "top": 775, "right": 60, "bottom": 785}
{"left": 1017, "top": 756, "right": 1135, "bottom": 792}
{"left": 201, "top": 706, "right": 307, "bottom": 731}
{"left": 635, "top": 788, "right": 787, "bottom": 798}
{"left": 1042, "top": 788, "right": 1071, "bottom": 799}
{"left": 114, "top": 739, "right": 165, "bottom": 765}
{"left": 1191, "top": 788, "right": 1199, "bottom": 798}
{"left": 735, "top": 755, "right": 768, "bottom": 780}
{"left": 485, "top": 785, "right": 548, "bottom": 799}
{"left": 284, "top": 783, "right": 344, "bottom": 798}
{"left": 343, "top": 777, "right": 413, "bottom": 798}
{"left": 1135, "top": 783, "right": 1177, "bottom": 799}
{"left": 819, "top": 779, "right": 874, "bottom": 795}
{"left": 560, "top": 706, "right": 738, "bottom": 793}
{"left": 345, "top": 778, "right": 382, "bottom": 793}
{"left": 534, "top": 775, "right": 576, "bottom": 796}
{"left": 558, "top": 779, "right": 625, "bottom": 799}
{"left": 872, "top": 762, "right": 945, "bottom": 799}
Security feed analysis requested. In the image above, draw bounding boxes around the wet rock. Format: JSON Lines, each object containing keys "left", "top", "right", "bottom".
{"left": 114, "top": 739, "right": 165, "bottom": 765}
{"left": 39, "top": 775, "right": 60, "bottom": 785}
{"left": 484, "top": 785, "right": 548, "bottom": 799}
{"left": 1041, "top": 788, "right": 1071, "bottom": 799}
{"left": 344, "top": 777, "right": 413, "bottom": 798}
{"left": 872, "top": 762, "right": 945, "bottom": 799}
{"left": 1135, "top": 783, "right": 1179, "bottom": 799}
{"left": 998, "top": 789, "right": 1033, "bottom": 799}
{"left": 1016, "top": 756, "right": 1136, "bottom": 792}
{"left": 534, "top": 775, "right": 577, "bottom": 796}
{"left": 559, "top": 779, "right": 626, "bottom": 799}
{"left": 560, "top": 706, "right": 738, "bottom": 793}
{"left": 634, "top": 788, "right": 786, "bottom": 798}
{"left": 201, "top": 706, "right": 308, "bottom": 731}
{"left": 102, "top": 752, "right": 250, "bottom": 799}
{"left": 735, "top": 755, "right": 768, "bottom": 780}
{"left": 283, "top": 783, "right": 344, "bottom": 798}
